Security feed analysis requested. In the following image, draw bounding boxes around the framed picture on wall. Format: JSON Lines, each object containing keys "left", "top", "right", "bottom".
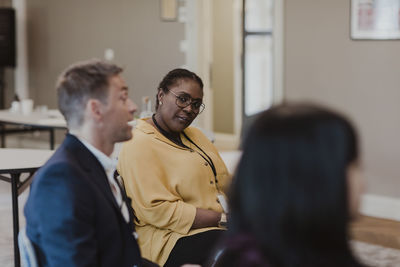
{"left": 160, "top": 0, "right": 178, "bottom": 21}
{"left": 351, "top": 0, "right": 400, "bottom": 39}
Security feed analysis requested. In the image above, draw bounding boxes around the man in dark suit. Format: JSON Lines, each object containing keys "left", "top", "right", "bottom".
{"left": 24, "top": 60, "right": 157, "bottom": 267}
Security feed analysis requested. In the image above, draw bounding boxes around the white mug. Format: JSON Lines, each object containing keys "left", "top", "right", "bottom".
{"left": 21, "top": 99, "right": 34, "bottom": 115}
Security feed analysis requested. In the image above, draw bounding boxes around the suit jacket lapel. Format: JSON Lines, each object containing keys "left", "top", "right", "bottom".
{"left": 64, "top": 135, "right": 122, "bottom": 216}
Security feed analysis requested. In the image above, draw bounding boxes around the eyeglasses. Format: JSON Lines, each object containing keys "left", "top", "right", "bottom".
{"left": 168, "top": 89, "right": 205, "bottom": 114}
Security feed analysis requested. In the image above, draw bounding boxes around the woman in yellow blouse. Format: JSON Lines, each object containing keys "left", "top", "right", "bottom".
{"left": 118, "top": 69, "right": 231, "bottom": 267}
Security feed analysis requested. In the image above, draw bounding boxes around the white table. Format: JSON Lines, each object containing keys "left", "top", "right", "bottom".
{"left": 0, "top": 109, "right": 67, "bottom": 149}
{"left": 0, "top": 148, "right": 54, "bottom": 267}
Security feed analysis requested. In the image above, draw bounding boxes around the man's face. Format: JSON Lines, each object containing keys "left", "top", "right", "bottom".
{"left": 100, "top": 74, "right": 137, "bottom": 143}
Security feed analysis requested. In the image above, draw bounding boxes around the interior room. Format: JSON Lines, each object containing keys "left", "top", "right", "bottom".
{"left": 1, "top": 0, "right": 400, "bottom": 266}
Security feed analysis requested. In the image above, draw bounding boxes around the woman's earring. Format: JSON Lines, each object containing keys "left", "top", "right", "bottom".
{"left": 159, "top": 101, "right": 163, "bottom": 105}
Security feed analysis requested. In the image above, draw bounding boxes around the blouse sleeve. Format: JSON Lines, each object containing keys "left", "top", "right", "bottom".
{"left": 117, "top": 136, "right": 197, "bottom": 235}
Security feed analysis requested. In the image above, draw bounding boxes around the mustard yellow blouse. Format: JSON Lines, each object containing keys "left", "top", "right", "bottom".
{"left": 117, "top": 119, "right": 231, "bottom": 265}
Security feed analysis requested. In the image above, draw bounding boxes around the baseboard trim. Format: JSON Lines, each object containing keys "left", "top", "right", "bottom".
{"left": 361, "top": 194, "right": 400, "bottom": 221}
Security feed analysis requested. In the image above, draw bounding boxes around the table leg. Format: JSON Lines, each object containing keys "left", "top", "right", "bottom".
{"left": 50, "top": 128, "right": 55, "bottom": 150}
{"left": 11, "top": 173, "right": 21, "bottom": 267}
{"left": 1, "top": 124, "right": 5, "bottom": 148}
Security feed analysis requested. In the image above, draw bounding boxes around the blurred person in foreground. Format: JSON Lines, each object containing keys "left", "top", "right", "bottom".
{"left": 209, "top": 103, "right": 366, "bottom": 267}
{"left": 118, "top": 68, "right": 230, "bottom": 266}
{"left": 24, "top": 60, "right": 157, "bottom": 267}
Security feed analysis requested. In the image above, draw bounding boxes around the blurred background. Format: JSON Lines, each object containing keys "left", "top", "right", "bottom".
{"left": 1, "top": 0, "right": 400, "bottom": 235}
{"left": 1, "top": 0, "right": 400, "bottom": 266}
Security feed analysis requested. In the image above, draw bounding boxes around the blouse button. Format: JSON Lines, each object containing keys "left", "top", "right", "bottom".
{"left": 204, "top": 162, "right": 209, "bottom": 166}
{"left": 189, "top": 149, "right": 194, "bottom": 152}
{"left": 210, "top": 181, "right": 214, "bottom": 184}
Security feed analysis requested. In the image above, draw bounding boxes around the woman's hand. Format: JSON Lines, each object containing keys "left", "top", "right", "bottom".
{"left": 191, "top": 208, "right": 222, "bottom": 229}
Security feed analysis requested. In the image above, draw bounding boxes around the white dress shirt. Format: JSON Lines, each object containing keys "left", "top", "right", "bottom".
{"left": 77, "top": 136, "right": 130, "bottom": 223}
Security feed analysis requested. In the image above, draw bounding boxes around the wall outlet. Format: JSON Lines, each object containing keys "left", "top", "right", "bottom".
{"left": 104, "top": 48, "right": 115, "bottom": 61}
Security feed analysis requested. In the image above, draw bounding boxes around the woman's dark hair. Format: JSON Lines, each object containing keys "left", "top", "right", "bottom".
{"left": 228, "top": 103, "right": 362, "bottom": 267}
{"left": 155, "top": 68, "right": 204, "bottom": 110}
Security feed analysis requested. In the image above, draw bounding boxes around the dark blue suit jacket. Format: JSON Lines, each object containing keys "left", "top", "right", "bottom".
{"left": 24, "top": 134, "right": 143, "bottom": 267}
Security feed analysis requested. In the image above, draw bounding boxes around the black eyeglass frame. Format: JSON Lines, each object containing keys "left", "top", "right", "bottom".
{"left": 167, "top": 89, "right": 206, "bottom": 114}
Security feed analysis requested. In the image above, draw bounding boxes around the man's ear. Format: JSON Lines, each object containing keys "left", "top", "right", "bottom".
{"left": 86, "top": 99, "right": 103, "bottom": 122}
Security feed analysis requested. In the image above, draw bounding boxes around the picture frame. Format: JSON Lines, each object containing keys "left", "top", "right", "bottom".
{"left": 351, "top": 0, "right": 400, "bottom": 40}
{"left": 160, "top": 0, "right": 178, "bottom": 22}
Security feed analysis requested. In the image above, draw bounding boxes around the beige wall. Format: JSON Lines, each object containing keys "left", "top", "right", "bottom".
{"left": 284, "top": 0, "right": 400, "bottom": 198}
{"left": 0, "top": 0, "right": 11, "bottom": 5}
{"left": 3, "top": 69, "right": 14, "bottom": 106}
{"left": 0, "top": 0, "right": 14, "bottom": 107}
{"left": 212, "top": 0, "right": 234, "bottom": 133}
{"left": 26, "top": 0, "right": 184, "bottom": 110}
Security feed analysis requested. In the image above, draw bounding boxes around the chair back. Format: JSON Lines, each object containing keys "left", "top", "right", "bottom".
{"left": 18, "top": 227, "right": 39, "bottom": 267}
{"left": 208, "top": 247, "right": 228, "bottom": 267}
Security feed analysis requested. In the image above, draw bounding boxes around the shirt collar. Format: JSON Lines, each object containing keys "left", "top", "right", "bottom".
{"left": 74, "top": 135, "right": 117, "bottom": 172}
{"left": 136, "top": 118, "right": 155, "bottom": 134}
{"left": 136, "top": 118, "right": 187, "bottom": 149}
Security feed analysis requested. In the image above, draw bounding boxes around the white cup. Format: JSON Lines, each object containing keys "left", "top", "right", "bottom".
{"left": 9, "top": 101, "right": 20, "bottom": 113}
{"left": 21, "top": 99, "right": 34, "bottom": 115}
